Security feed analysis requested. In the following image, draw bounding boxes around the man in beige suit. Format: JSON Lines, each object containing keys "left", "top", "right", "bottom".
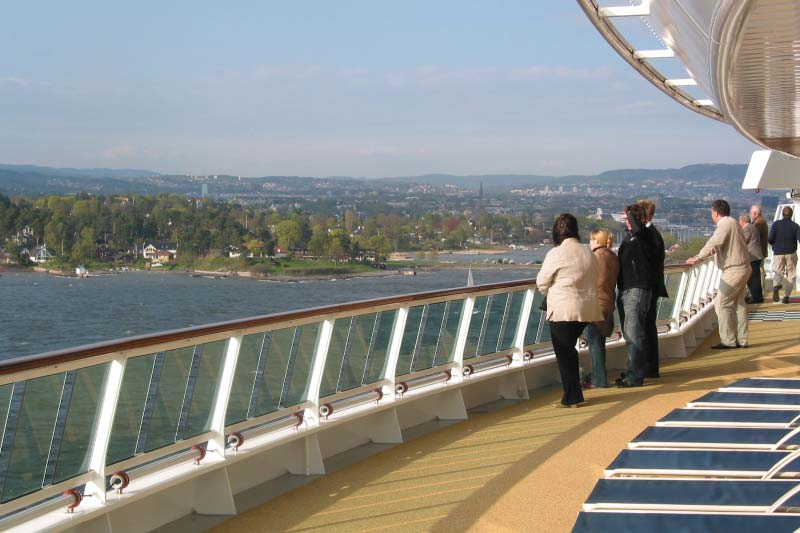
{"left": 688, "top": 199, "right": 749, "bottom": 349}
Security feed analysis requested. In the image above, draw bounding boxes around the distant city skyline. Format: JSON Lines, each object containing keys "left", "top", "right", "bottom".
{"left": 1, "top": 1, "right": 758, "bottom": 177}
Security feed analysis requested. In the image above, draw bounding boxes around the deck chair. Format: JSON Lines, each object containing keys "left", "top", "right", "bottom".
{"left": 629, "top": 426, "right": 800, "bottom": 450}
{"left": 657, "top": 408, "right": 800, "bottom": 428}
{"left": 721, "top": 378, "right": 800, "bottom": 393}
{"left": 604, "top": 448, "right": 800, "bottom": 479}
{"left": 688, "top": 391, "right": 800, "bottom": 409}
{"left": 573, "top": 511, "right": 800, "bottom": 533}
{"left": 583, "top": 478, "right": 800, "bottom": 513}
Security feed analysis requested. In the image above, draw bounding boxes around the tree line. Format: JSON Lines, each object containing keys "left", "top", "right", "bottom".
{"left": 0, "top": 192, "right": 617, "bottom": 265}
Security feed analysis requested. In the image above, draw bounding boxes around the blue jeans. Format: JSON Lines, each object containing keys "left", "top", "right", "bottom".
{"left": 618, "top": 287, "right": 652, "bottom": 385}
{"left": 584, "top": 322, "right": 607, "bottom": 387}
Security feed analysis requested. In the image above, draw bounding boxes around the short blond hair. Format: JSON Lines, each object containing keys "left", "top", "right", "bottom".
{"left": 590, "top": 227, "right": 613, "bottom": 249}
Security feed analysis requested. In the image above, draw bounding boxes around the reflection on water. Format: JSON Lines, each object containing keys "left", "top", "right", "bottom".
{"left": 0, "top": 269, "right": 536, "bottom": 361}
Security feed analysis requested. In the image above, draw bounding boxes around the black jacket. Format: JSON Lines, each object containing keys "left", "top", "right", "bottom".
{"left": 768, "top": 218, "right": 800, "bottom": 255}
{"left": 618, "top": 220, "right": 660, "bottom": 292}
{"left": 644, "top": 224, "right": 668, "bottom": 298}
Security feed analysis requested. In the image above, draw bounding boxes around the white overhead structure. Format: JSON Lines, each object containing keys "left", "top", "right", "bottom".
{"left": 578, "top": 0, "right": 800, "bottom": 189}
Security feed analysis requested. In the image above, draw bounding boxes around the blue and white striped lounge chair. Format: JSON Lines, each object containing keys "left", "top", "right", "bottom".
{"left": 657, "top": 408, "right": 800, "bottom": 428}
{"left": 583, "top": 478, "right": 800, "bottom": 513}
{"left": 721, "top": 378, "right": 800, "bottom": 393}
{"left": 688, "top": 391, "right": 800, "bottom": 409}
{"left": 604, "top": 448, "right": 800, "bottom": 479}
{"left": 629, "top": 426, "right": 800, "bottom": 450}
{"left": 573, "top": 511, "right": 800, "bottom": 533}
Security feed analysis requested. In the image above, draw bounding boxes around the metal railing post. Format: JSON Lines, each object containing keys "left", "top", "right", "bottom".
{"left": 208, "top": 336, "right": 242, "bottom": 456}
{"left": 512, "top": 289, "right": 535, "bottom": 360}
{"left": 383, "top": 307, "right": 408, "bottom": 395}
{"left": 305, "top": 319, "right": 334, "bottom": 427}
{"left": 451, "top": 297, "right": 475, "bottom": 377}
{"left": 85, "top": 358, "right": 126, "bottom": 503}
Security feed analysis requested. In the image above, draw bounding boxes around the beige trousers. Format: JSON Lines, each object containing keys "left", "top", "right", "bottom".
{"left": 715, "top": 264, "right": 750, "bottom": 347}
{"left": 773, "top": 253, "right": 798, "bottom": 298}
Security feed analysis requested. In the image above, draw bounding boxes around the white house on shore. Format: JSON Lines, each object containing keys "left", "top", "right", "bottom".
{"left": 142, "top": 242, "right": 178, "bottom": 262}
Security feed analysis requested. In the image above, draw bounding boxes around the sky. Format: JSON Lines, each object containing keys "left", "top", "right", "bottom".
{"left": 0, "top": 1, "right": 758, "bottom": 177}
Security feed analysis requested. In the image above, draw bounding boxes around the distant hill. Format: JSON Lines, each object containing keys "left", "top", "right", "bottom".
{"left": 382, "top": 164, "right": 748, "bottom": 190}
{"left": 0, "top": 162, "right": 749, "bottom": 197}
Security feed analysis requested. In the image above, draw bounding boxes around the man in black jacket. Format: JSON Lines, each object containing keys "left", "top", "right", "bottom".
{"left": 769, "top": 206, "right": 800, "bottom": 303}
{"left": 616, "top": 203, "right": 659, "bottom": 387}
{"left": 638, "top": 200, "right": 668, "bottom": 378}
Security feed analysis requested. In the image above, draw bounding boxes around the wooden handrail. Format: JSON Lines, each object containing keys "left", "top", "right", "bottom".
{"left": 0, "top": 258, "right": 702, "bottom": 376}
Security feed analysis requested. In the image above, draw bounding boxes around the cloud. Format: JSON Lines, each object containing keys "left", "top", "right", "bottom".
{"left": 0, "top": 76, "right": 50, "bottom": 87}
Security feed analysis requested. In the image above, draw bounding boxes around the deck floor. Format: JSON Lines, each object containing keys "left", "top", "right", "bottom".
{"left": 210, "top": 301, "right": 800, "bottom": 533}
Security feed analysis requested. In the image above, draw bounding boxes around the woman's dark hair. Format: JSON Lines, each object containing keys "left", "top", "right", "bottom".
{"left": 552, "top": 213, "right": 579, "bottom": 246}
{"left": 711, "top": 199, "right": 731, "bottom": 217}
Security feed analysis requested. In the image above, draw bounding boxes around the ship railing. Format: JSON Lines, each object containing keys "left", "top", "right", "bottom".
{"left": 0, "top": 259, "right": 719, "bottom": 531}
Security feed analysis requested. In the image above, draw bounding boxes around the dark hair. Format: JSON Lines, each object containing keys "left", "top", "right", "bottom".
{"left": 711, "top": 199, "right": 730, "bottom": 217}
{"left": 625, "top": 203, "right": 646, "bottom": 226}
{"left": 552, "top": 213, "right": 579, "bottom": 245}
{"left": 783, "top": 206, "right": 794, "bottom": 219}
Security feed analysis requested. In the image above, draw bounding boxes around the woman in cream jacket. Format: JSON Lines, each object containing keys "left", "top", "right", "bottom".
{"left": 536, "top": 214, "right": 602, "bottom": 407}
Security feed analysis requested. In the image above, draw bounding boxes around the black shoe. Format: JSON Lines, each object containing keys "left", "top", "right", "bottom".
{"left": 745, "top": 297, "right": 754, "bottom": 304}
{"left": 711, "top": 343, "right": 737, "bottom": 350}
{"left": 774, "top": 285, "right": 782, "bottom": 302}
{"left": 783, "top": 297, "right": 790, "bottom": 304}
{"left": 614, "top": 373, "right": 626, "bottom": 386}
{"left": 616, "top": 380, "right": 643, "bottom": 388}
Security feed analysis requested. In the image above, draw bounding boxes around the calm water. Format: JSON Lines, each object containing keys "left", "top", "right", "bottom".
{"left": 0, "top": 268, "right": 537, "bottom": 360}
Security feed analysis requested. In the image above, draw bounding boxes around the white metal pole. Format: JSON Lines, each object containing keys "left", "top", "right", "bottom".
{"left": 208, "top": 336, "right": 242, "bottom": 456}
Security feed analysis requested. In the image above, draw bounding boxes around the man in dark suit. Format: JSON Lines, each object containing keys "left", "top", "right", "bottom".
{"left": 637, "top": 200, "right": 667, "bottom": 378}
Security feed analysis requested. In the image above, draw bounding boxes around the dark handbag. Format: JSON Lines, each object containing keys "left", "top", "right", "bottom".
{"left": 538, "top": 295, "right": 547, "bottom": 312}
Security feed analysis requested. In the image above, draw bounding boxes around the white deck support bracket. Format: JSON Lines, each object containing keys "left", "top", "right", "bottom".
{"left": 85, "top": 358, "right": 127, "bottom": 503}
{"left": 599, "top": 2, "right": 650, "bottom": 18}
{"left": 383, "top": 307, "right": 408, "bottom": 396}
{"left": 208, "top": 335, "right": 242, "bottom": 457}
{"left": 665, "top": 78, "right": 697, "bottom": 87}
{"left": 633, "top": 49, "right": 674, "bottom": 59}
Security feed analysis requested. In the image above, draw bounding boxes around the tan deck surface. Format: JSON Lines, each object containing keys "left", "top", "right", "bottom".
{"left": 211, "top": 301, "right": 800, "bottom": 533}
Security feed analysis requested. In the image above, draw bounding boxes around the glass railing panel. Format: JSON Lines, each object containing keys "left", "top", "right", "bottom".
{"left": 412, "top": 302, "right": 447, "bottom": 372}
{"left": 281, "top": 322, "right": 320, "bottom": 407}
{"left": 319, "top": 319, "right": 351, "bottom": 398}
{"left": 363, "top": 310, "right": 396, "bottom": 382}
{"left": 107, "top": 353, "right": 157, "bottom": 465}
{"left": 0, "top": 383, "right": 11, "bottom": 443}
{"left": 53, "top": 364, "right": 107, "bottom": 484}
{"left": 143, "top": 347, "right": 194, "bottom": 452}
{"left": 436, "top": 300, "right": 464, "bottom": 365}
{"left": 395, "top": 305, "right": 424, "bottom": 376}
{"left": 339, "top": 314, "right": 377, "bottom": 391}
{"left": 657, "top": 274, "right": 683, "bottom": 320}
{"left": 1, "top": 373, "right": 64, "bottom": 502}
{"left": 499, "top": 290, "right": 526, "bottom": 350}
{"left": 254, "top": 327, "right": 294, "bottom": 416}
{"left": 477, "top": 294, "right": 508, "bottom": 356}
{"left": 225, "top": 334, "right": 266, "bottom": 426}
{"left": 463, "top": 295, "right": 489, "bottom": 359}
{"left": 183, "top": 340, "right": 227, "bottom": 439}
{"left": 524, "top": 290, "right": 544, "bottom": 346}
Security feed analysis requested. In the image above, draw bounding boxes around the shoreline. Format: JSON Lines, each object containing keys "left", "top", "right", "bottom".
{"left": 15, "top": 262, "right": 537, "bottom": 283}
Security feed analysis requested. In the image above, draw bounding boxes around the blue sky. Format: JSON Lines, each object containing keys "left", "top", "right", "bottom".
{"left": 0, "top": 1, "right": 757, "bottom": 177}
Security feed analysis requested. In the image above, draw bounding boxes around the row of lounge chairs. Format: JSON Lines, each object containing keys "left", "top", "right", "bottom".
{"left": 573, "top": 378, "right": 800, "bottom": 532}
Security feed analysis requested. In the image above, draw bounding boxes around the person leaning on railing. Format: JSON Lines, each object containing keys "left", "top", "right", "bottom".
{"left": 687, "top": 199, "right": 749, "bottom": 349}
{"left": 536, "top": 213, "right": 602, "bottom": 408}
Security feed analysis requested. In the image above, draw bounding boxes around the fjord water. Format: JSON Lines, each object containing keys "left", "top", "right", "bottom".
{"left": 0, "top": 269, "right": 537, "bottom": 361}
